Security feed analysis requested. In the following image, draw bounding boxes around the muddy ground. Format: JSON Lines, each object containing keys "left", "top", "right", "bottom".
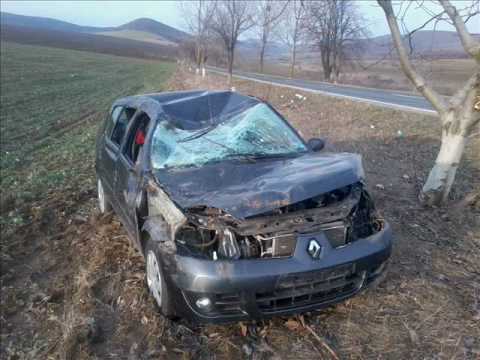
{"left": 1, "top": 68, "right": 479, "bottom": 359}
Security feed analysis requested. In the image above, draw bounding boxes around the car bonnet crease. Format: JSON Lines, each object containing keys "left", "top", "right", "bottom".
{"left": 154, "top": 152, "right": 365, "bottom": 219}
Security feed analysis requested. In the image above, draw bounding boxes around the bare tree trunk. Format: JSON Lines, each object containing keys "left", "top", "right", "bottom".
{"left": 331, "top": 63, "right": 338, "bottom": 83}
{"left": 421, "top": 127, "right": 467, "bottom": 205}
{"left": 195, "top": 45, "right": 201, "bottom": 74}
{"left": 322, "top": 56, "right": 332, "bottom": 82}
{"left": 290, "top": 40, "right": 297, "bottom": 78}
{"left": 378, "top": 0, "right": 480, "bottom": 206}
{"left": 227, "top": 48, "right": 234, "bottom": 85}
{"left": 324, "top": 69, "right": 332, "bottom": 82}
{"left": 320, "top": 48, "right": 333, "bottom": 82}
{"left": 259, "top": 43, "right": 266, "bottom": 73}
{"left": 421, "top": 76, "right": 479, "bottom": 205}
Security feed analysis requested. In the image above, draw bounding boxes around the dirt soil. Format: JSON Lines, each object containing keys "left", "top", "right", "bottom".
{"left": 1, "top": 68, "right": 479, "bottom": 360}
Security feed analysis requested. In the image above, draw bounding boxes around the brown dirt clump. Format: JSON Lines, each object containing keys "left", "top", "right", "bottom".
{"left": 1, "top": 67, "right": 479, "bottom": 359}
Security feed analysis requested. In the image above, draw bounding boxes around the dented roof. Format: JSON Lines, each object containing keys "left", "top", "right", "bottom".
{"left": 113, "top": 90, "right": 260, "bottom": 130}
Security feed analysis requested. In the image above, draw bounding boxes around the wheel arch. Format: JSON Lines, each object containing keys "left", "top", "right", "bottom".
{"left": 140, "top": 216, "right": 172, "bottom": 256}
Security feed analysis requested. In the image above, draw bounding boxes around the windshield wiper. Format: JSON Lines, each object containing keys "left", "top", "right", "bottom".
{"left": 249, "top": 152, "right": 300, "bottom": 159}
{"left": 222, "top": 152, "right": 290, "bottom": 162}
{"left": 178, "top": 123, "right": 220, "bottom": 143}
{"left": 222, "top": 153, "right": 258, "bottom": 162}
{"left": 178, "top": 103, "right": 253, "bottom": 143}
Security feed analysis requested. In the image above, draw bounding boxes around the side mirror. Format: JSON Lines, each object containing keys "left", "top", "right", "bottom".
{"left": 307, "top": 138, "right": 325, "bottom": 152}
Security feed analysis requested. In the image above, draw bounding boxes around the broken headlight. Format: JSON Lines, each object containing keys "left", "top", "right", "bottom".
{"left": 347, "top": 190, "right": 383, "bottom": 241}
{"left": 217, "top": 228, "right": 240, "bottom": 259}
{"left": 175, "top": 225, "right": 217, "bottom": 258}
{"left": 175, "top": 225, "right": 260, "bottom": 260}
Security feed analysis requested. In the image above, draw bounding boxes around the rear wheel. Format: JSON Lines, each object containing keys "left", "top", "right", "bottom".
{"left": 97, "top": 178, "right": 112, "bottom": 214}
{"left": 144, "top": 240, "right": 175, "bottom": 318}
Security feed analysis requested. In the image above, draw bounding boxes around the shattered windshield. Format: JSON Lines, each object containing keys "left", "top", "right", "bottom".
{"left": 151, "top": 103, "right": 307, "bottom": 169}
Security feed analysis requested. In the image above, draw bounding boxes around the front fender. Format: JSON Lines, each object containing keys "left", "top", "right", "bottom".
{"left": 142, "top": 216, "right": 170, "bottom": 243}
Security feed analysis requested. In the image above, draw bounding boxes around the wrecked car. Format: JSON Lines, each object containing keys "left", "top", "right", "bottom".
{"left": 95, "top": 90, "right": 392, "bottom": 323}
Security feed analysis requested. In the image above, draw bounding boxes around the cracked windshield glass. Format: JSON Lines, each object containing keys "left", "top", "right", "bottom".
{"left": 151, "top": 103, "right": 307, "bottom": 169}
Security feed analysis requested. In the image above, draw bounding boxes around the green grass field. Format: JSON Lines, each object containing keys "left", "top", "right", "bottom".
{"left": 0, "top": 42, "right": 175, "bottom": 227}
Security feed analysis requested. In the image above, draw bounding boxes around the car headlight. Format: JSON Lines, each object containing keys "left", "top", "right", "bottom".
{"left": 217, "top": 228, "right": 240, "bottom": 259}
{"left": 175, "top": 225, "right": 217, "bottom": 258}
{"left": 177, "top": 220, "right": 299, "bottom": 260}
{"left": 176, "top": 225, "right": 244, "bottom": 260}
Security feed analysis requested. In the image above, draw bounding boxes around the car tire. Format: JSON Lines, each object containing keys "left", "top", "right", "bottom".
{"left": 97, "top": 178, "right": 112, "bottom": 214}
{"left": 144, "top": 240, "right": 176, "bottom": 318}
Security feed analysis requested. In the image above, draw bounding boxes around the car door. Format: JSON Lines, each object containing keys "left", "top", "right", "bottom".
{"left": 101, "top": 106, "right": 136, "bottom": 210}
{"left": 98, "top": 106, "right": 124, "bottom": 201}
{"left": 114, "top": 112, "right": 151, "bottom": 244}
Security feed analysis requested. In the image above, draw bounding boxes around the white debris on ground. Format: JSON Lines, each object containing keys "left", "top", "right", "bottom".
{"left": 295, "top": 93, "right": 307, "bottom": 101}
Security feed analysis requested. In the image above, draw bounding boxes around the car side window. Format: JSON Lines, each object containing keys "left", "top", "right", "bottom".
{"left": 123, "top": 113, "right": 151, "bottom": 165}
{"left": 110, "top": 107, "right": 135, "bottom": 147}
{"left": 104, "top": 106, "right": 123, "bottom": 138}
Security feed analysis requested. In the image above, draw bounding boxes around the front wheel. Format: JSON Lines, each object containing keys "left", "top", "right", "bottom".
{"left": 97, "top": 178, "right": 112, "bottom": 214}
{"left": 144, "top": 240, "right": 175, "bottom": 318}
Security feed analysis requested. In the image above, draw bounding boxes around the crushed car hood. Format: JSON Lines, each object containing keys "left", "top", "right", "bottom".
{"left": 154, "top": 152, "right": 365, "bottom": 219}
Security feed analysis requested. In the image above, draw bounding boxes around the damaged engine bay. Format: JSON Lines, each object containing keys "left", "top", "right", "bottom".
{"left": 175, "top": 182, "right": 384, "bottom": 260}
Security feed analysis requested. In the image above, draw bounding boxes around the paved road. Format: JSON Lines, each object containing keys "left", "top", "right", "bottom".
{"left": 208, "top": 67, "right": 436, "bottom": 114}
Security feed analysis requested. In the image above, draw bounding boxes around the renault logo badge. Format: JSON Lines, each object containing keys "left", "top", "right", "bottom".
{"left": 307, "top": 239, "right": 322, "bottom": 259}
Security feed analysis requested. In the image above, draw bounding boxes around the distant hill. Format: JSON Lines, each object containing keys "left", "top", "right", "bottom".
{"left": 0, "top": 12, "right": 190, "bottom": 45}
{"left": 0, "top": 24, "right": 178, "bottom": 61}
{"left": 115, "top": 18, "right": 189, "bottom": 43}
{"left": 0, "top": 12, "right": 114, "bottom": 33}
{"left": 238, "top": 38, "right": 289, "bottom": 59}
{"left": 1, "top": 12, "right": 477, "bottom": 60}
{"left": 237, "top": 30, "right": 479, "bottom": 61}
{"left": 358, "top": 30, "right": 480, "bottom": 59}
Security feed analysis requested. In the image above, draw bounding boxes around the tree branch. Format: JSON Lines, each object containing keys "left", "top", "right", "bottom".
{"left": 377, "top": 0, "right": 447, "bottom": 115}
{"left": 405, "top": 9, "right": 446, "bottom": 55}
{"left": 438, "top": 0, "right": 480, "bottom": 62}
{"left": 450, "top": 71, "right": 480, "bottom": 108}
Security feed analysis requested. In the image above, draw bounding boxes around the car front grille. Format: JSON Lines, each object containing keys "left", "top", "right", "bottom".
{"left": 322, "top": 222, "right": 347, "bottom": 248}
{"left": 256, "top": 263, "right": 365, "bottom": 313}
{"left": 213, "top": 293, "right": 242, "bottom": 315}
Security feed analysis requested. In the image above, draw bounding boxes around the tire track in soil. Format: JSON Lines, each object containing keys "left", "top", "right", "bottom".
{"left": 2, "top": 110, "right": 99, "bottom": 152}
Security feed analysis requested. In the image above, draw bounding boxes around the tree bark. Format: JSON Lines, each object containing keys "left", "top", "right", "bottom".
{"left": 421, "top": 129, "right": 467, "bottom": 206}
{"left": 421, "top": 74, "right": 479, "bottom": 205}
{"left": 439, "top": 0, "right": 480, "bottom": 61}
{"left": 227, "top": 48, "right": 234, "bottom": 85}
{"left": 259, "top": 43, "right": 266, "bottom": 73}
{"left": 331, "top": 58, "right": 338, "bottom": 83}
{"left": 290, "top": 40, "right": 297, "bottom": 78}
{"left": 321, "top": 53, "right": 332, "bottom": 82}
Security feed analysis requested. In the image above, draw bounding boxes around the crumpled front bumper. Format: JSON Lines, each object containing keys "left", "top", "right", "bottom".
{"left": 165, "top": 222, "right": 393, "bottom": 323}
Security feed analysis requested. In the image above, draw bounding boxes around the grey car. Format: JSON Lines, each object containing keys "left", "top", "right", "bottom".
{"left": 95, "top": 90, "right": 392, "bottom": 323}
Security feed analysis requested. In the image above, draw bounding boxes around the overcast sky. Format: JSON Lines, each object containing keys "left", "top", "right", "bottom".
{"left": 1, "top": 0, "right": 478, "bottom": 37}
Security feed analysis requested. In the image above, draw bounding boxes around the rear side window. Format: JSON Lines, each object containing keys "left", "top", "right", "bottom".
{"left": 104, "top": 106, "right": 123, "bottom": 138}
{"left": 123, "top": 113, "right": 151, "bottom": 164}
{"left": 110, "top": 107, "right": 135, "bottom": 146}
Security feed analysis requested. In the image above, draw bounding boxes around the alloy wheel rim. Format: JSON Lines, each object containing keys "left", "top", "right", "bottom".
{"left": 98, "top": 179, "right": 105, "bottom": 213}
{"left": 146, "top": 250, "right": 162, "bottom": 307}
